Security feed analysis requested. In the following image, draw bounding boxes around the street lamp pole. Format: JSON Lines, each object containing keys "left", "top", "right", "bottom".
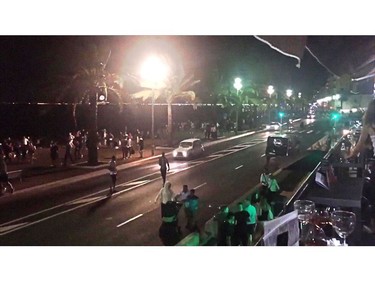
{"left": 151, "top": 88, "right": 155, "bottom": 155}
{"left": 233, "top": 77, "right": 243, "bottom": 135}
{"left": 267, "top": 85, "right": 275, "bottom": 123}
{"left": 141, "top": 56, "right": 169, "bottom": 157}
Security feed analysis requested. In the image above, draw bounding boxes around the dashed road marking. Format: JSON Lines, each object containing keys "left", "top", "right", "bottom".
{"left": 193, "top": 182, "right": 207, "bottom": 190}
{"left": 307, "top": 130, "right": 314, "bottom": 134}
{"left": 235, "top": 165, "right": 243, "bottom": 170}
{"left": 117, "top": 214, "right": 144, "bottom": 228}
{"left": 122, "top": 180, "right": 151, "bottom": 186}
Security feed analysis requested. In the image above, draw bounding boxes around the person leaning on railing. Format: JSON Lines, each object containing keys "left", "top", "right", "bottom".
{"left": 347, "top": 99, "right": 375, "bottom": 160}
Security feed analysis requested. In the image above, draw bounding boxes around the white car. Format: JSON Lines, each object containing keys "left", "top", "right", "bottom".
{"left": 172, "top": 138, "right": 204, "bottom": 159}
{"left": 266, "top": 122, "right": 282, "bottom": 131}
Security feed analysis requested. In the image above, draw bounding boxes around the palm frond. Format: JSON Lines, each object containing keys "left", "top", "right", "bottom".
{"left": 131, "top": 89, "right": 162, "bottom": 102}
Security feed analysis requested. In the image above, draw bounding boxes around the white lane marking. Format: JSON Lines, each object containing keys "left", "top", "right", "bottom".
{"left": 0, "top": 136, "right": 266, "bottom": 235}
{"left": 67, "top": 196, "right": 103, "bottom": 205}
{"left": 235, "top": 165, "right": 243, "bottom": 170}
{"left": 300, "top": 130, "right": 306, "bottom": 133}
{"left": 122, "top": 180, "right": 150, "bottom": 186}
{"left": 117, "top": 214, "right": 143, "bottom": 228}
{"left": 0, "top": 222, "right": 29, "bottom": 233}
{"left": 207, "top": 155, "right": 220, "bottom": 158}
{"left": 193, "top": 182, "right": 207, "bottom": 190}
{"left": 189, "top": 161, "right": 205, "bottom": 165}
{"left": 307, "top": 130, "right": 314, "bottom": 134}
{"left": 260, "top": 154, "right": 266, "bottom": 158}
{"left": 0, "top": 195, "right": 108, "bottom": 236}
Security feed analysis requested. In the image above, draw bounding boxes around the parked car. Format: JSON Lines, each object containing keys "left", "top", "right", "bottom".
{"left": 265, "top": 122, "right": 282, "bottom": 131}
{"left": 172, "top": 138, "right": 204, "bottom": 159}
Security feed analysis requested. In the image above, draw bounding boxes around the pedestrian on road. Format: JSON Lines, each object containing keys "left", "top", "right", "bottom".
{"left": 0, "top": 150, "right": 14, "bottom": 195}
{"left": 175, "top": 184, "right": 190, "bottom": 202}
{"left": 50, "top": 141, "right": 59, "bottom": 167}
{"left": 108, "top": 155, "right": 117, "bottom": 195}
{"left": 154, "top": 181, "right": 176, "bottom": 217}
{"left": 158, "top": 152, "right": 170, "bottom": 185}
{"left": 175, "top": 184, "right": 190, "bottom": 225}
{"left": 138, "top": 136, "right": 144, "bottom": 158}
{"left": 185, "top": 189, "right": 199, "bottom": 232}
{"left": 63, "top": 133, "right": 74, "bottom": 166}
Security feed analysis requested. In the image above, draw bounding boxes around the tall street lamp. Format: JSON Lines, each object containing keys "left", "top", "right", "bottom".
{"left": 233, "top": 77, "right": 243, "bottom": 134}
{"left": 141, "top": 56, "right": 169, "bottom": 156}
{"left": 286, "top": 89, "right": 293, "bottom": 98}
{"left": 267, "top": 85, "right": 275, "bottom": 122}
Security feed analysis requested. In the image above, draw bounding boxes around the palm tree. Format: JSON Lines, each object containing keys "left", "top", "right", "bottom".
{"left": 63, "top": 48, "right": 125, "bottom": 165}
{"left": 218, "top": 82, "right": 258, "bottom": 134}
{"left": 131, "top": 66, "right": 200, "bottom": 146}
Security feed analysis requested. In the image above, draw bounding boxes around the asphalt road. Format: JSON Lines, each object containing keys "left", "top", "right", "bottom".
{"left": 0, "top": 119, "right": 329, "bottom": 245}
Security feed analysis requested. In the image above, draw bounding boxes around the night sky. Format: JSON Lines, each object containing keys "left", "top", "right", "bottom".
{"left": 0, "top": 35, "right": 374, "bottom": 139}
{"left": 0, "top": 35, "right": 333, "bottom": 102}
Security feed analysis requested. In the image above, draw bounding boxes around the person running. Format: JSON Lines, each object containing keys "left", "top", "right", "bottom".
{"left": 158, "top": 152, "right": 170, "bottom": 185}
{"left": 0, "top": 150, "right": 15, "bottom": 195}
{"left": 108, "top": 155, "right": 117, "bottom": 195}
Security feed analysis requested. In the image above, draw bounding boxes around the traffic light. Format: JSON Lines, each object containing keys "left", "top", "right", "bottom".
{"left": 331, "top": 112, "right": 341, "bottom": 120}
{"left": 278, "top": 112, "right": 285, "bottom": 118}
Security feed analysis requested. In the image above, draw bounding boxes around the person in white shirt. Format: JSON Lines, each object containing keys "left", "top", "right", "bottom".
{"left": 260, "top": 168, "right": 271, "bottom": 188}
{"left": 108, "top": 155, "right": 117, "bottom": 195}
{"left": 155, "top": 181, "right": 176, "bottom": 217}
{"left": 175, "top": 184, "right": 189, "bottom": 202}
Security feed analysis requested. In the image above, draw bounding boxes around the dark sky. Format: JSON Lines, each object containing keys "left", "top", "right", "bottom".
{"left": 0, "top": 36, "right": 322, "bottom": 101}
{"left": 0, "top": 35, "right": 373, "bottom": 103}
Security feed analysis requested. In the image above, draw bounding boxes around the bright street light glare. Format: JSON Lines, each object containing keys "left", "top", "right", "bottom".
{"left": 234, "top": 77, "right": 242, "bottom": 91}
{"left": 140, "top": 56, "right": 169, "bottom": 85}
{"left": 286, "top": 89, "right": 293, "bottom": 98}
{"left": 267, "top": 85, "right": 275, "bottom": 95}
{"left": 234, "top": 77, "right": 242, "bottom": 84}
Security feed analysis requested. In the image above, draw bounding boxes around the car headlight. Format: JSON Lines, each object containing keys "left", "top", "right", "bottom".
{"left": 173, "top": 151, "right": 177, "bottom": 157}
{"left": 182, "top": 151, "right": 188, "bottom": 157}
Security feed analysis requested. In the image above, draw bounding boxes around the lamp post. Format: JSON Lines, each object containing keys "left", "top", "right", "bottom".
{"left": 141, "top": 56, "right": 168, "bottom": 156}
{"left": 267, "top": 85, "right": 275, "bottom": 122}
{"left": 233, "top": 77, "right": 243, "bottom": 134}
{"left": 286, "top": 89, "right": 293, "bottom": 98}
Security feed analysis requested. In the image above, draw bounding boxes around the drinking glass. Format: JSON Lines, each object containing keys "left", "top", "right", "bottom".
{"left": 331, "top": 210, "right": 356, "bottom": 246}
{"left": 294, "top": 200, "right": 316, "bottom": 224}
{"left": 294, "top": 200, "right": 316, "bottom": 245}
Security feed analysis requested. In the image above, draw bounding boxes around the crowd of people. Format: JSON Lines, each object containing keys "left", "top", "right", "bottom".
{"left": 155, "top": 181, "right": 200, "bottom": 246}
{"left": 0, "top": 136, "right": 36, "bottom": 164}
{"left": 213, "top": 170, "right": 284, "bottom": 246}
